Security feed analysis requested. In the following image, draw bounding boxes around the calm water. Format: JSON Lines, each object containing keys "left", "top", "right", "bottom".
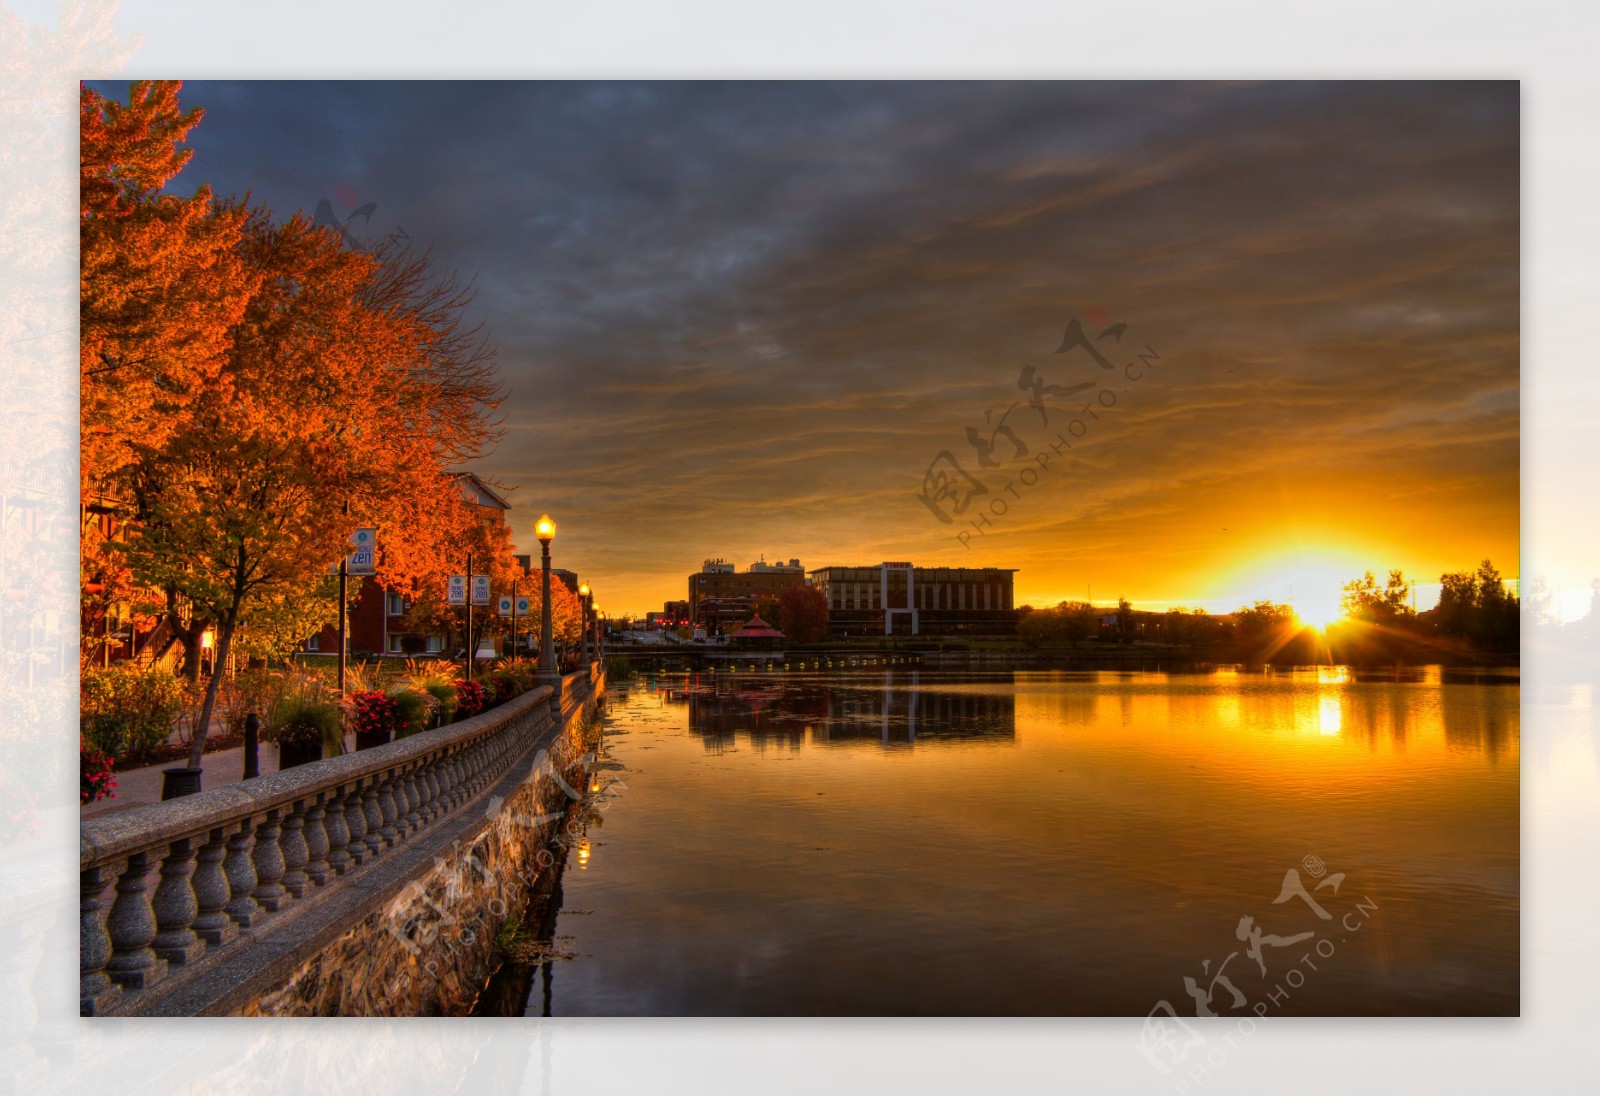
{"left": 490, "top": 666, "right": 1519, "bottom": 1016}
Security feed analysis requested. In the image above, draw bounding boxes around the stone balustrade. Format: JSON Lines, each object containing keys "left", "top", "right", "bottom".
{"left": 80, "top": 669, "right": 599, "bottom": 1017}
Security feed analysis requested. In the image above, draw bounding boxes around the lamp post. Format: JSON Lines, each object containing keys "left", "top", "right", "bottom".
{"left": 536, "top": 513, "right": 561, "bottom": 709}
{"left": 578, "top": 583, "right": 591, "bottom": 668}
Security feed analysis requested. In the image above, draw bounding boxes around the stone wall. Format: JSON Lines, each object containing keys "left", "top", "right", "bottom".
{"left": 240, "top": 699, "right": 603, "bottom": 1017}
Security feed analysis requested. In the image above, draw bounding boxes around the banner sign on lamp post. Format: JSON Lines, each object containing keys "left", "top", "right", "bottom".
{"left": 347, "top": 528, "right": 377, "bottom": 576}
{"left": 447, "top": 575, "right": 467, "bottom": 606}
{"left": 471, "top": 575, "right": 491, "bottom": 606}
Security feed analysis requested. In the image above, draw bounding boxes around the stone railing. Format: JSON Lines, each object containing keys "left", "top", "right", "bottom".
{"left": 80, "top": 672, "right": 595, "bottom": 1017}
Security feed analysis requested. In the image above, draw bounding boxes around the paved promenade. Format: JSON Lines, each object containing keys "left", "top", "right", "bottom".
{"left": 81, "top": 735, "right": 355, "bottom": 820}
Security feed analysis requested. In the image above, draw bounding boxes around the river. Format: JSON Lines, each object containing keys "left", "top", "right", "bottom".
{"left": 480, "top": 665, "right": 1519, "bottom": 1016}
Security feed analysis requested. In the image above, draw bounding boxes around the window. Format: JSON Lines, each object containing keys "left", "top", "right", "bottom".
{"left": 386, "top": 592, "right": 407, "bottom": 616}
{"left": 305, "top": 634, "right": 320, "bottom": 652}
{"left": 389, "top": 635, "right": 404, "bottom": 653}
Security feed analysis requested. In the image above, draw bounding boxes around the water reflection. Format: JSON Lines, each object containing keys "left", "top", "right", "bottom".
{"left": 658, "top": 670, "right": 1018, "bottom": 751}
{"left": 485, "top": 666, "right": 1519, "bottom": 1017}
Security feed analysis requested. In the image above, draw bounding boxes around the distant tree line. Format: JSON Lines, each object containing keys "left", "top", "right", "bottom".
{"left": 1014, "top": 558, "right": 1523, "bottom": 664}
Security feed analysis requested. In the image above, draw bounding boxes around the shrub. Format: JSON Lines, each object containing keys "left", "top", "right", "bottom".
{"left": 498, "top": 658, "right": 537, "bottom": 692}
{"left": 80, "top": 738, "right": 117, "bottom": 805}
{"left": 348, "top": 690, "right": 402, "bottom": 741}
{"left": 265, "top": 693, "right": 343, "bottom": 754}
{"left": 388, "top": 687, "right": 433, "bottom": 738}
{"left": 423, "top": 680, "right": 458, "bottom": 725}
{"left": 80, "top": 664, "right": 187, "bottom": 760}
{"left": 218, "top": 666, "right": 287, "bottom": 738}
{"left": 482, "top": 671, "right": 520, "bottom": 706}
{"left": 453, "top": 679, "right": 487, "bottom": 719}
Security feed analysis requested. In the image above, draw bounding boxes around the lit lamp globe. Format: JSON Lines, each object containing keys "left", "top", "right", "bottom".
{"left": 535, "top": 513, "right": 556, "bottom": 547}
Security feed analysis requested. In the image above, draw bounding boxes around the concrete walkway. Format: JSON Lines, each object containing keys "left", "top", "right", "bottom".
{"left": 81, "top": 735, "right": 354, "bottom": 820}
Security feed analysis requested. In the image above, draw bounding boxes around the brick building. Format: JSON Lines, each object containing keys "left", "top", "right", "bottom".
{"left": 808, "top": 561, "right": 1019, "bottom": 637}
{"left": 687, "top": 556, "right": 808, "bottom": 635}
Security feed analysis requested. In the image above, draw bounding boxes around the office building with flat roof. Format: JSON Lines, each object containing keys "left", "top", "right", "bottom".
{"left": 808, "top": 561, "right": 1018, "bottom": 637}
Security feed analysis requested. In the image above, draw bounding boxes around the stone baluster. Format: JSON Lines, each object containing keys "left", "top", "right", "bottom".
{"left": 401, "top": 766, "right": 424, "bottom": 834}
{"left": 454, "top": 744, "right": 471, "bottom": 795}
{"left": 347, "top": 785, "right": 373, "bottom": 864}
{"left": 105, "top": 853, "right": 168, "bottom": 990}
{"left": 377, "top": 773, "right": 400, "bottom": 847}
{"left": 396, "top": 768, "right": 417, "bottom": 837}
{"left": 150, "top": 837, "right": 204, "bottom": 965}
{"left": 80, "top": 866, "right": 121, "bottom": 1015}
{"left": 441, "top": 751, "right": 460, "bottom": 812}
{"left": 361, "top": 784, "right": 384, "bottom": 857}
{"left": 324, "top": 790, "right": 353, "bottom": 874}
{"left": 304, "top": 795, "right": 331, "bottom": 885}
{"left": 251, "top": 809, "right": 287, "bottom": 912}
{"left": 223, "top": 820, "right": 260, "bottom": 927}
{"left": 422, "top": 758, "right": 444, "bottom": 822}
{"left": 191, "top": 827, "right": 238, "bottom": 946}
{"left": 279, "top": 803, "right": 309, "bottom": 898}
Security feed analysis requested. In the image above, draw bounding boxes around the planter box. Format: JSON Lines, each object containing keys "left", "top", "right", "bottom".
{"left": 276, "top": 740, "right": 323, "bottom": 770}
{"left": 355, "top": 729, "right": 393, "bottom": 752}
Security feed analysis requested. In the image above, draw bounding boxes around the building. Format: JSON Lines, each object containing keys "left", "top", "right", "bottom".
{"left": 808, "top": 562, "right": 1019, "bottom": 637}
{"left": 687, "top": 555, "right": 808, "bottom": 635}
{"left": 307, "top": 471, "right": 513, "bottom": 657}
{"left": 648, "top": 600, "right": 692, "bottom": 631}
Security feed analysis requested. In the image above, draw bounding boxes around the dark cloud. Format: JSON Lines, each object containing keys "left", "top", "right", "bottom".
{"left": 115, "top": 79, "right": 1518, "bottom": 612}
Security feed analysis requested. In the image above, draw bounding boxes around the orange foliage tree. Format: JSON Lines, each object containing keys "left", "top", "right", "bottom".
{"left": 80, "top": 81, "right": 256, "bottom": 491}
{"left": 85, "top": 81, "right": 506, "bottom": 766}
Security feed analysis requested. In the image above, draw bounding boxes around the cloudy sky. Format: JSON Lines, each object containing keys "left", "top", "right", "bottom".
{"left": 121, "top": 80, "right": 1519, "bottom": 617}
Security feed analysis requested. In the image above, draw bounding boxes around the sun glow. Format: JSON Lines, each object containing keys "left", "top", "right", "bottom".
{"left": 1217, "top": 549, "right": 1369, "bottom": 631}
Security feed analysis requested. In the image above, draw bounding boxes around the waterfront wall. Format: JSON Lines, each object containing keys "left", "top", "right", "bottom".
{"left": 244, "top": 695, "right": 601, "bottom": 1016}
{"left": 79, "top": 666, "right": 604, "bottom": 1017}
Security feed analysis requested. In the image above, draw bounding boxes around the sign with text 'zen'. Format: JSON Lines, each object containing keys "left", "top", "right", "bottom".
{"left": 447, "top": 575, "right": 467, "bottom": 606}
{"left": 347, "top": 528, "right": 377, "bottom": 576}
{"left": 471, "top": 575, "right": 491, "bottom": 606}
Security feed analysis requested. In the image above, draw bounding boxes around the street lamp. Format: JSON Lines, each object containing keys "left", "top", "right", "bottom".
{"left": 536, "top": 513, "right": 561, "bottom": 709}
{"left": 578, "top": 582, "right": 591, "bottom": 667}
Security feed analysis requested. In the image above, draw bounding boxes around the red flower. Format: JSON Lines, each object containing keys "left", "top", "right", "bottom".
{"left": 81, "top": 738, "right": 118, "bottom": 805}
{"left": 453, "top": 679, "right": 487, "bottom": 718}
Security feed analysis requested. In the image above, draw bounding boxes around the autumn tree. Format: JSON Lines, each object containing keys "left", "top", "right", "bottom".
{"left": 778, "top": 585, "right": 829, "bottom": 644}
{"left": 80, "top": 81, "right": 255, "bottom": 491}
{"left": 90, "top": 83, "right": 506, "bottom": 767}
{"left": 118, "top": 423, "right": 353, "bottom": 768}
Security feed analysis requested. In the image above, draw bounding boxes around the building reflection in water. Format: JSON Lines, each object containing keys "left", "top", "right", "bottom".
{"left": 652, "top": 670, "right": 1018, "bottom": 752}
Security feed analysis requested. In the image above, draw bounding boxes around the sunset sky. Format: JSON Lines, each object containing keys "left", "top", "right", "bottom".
{"left": 120, "top": 80, "right": 1520, "bottom": 617}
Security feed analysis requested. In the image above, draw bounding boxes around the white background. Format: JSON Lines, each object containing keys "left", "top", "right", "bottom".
{"left": 2, "top": 1, "right": 1596, "bottom": 1093}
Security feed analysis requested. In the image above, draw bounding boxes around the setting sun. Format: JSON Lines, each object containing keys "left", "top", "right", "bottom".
{"left": 1218, "top": 551, "right": 1367, "bottom": 630}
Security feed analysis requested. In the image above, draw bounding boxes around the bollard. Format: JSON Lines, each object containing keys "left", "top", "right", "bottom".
{"left": 243, "top": 712, "right": 260, "bottom": 780}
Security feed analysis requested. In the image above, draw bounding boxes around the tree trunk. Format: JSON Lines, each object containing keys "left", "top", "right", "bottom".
{"left": 186, "top": 620, "right": 233, "bottom": 770}
{"left": 166, "top": 591, "right": 206, "bottom": 683}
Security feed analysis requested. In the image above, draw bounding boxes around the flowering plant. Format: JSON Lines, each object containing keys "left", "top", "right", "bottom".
{"left": 483, "top": 672, "right": 520, "bottom": 706}
{"left": 81, "top": 738, "right": 118, "bottom": 805}
{"left": 453, "top": 678, "right": 487, "bottom": 719}
{"left": 348, "top": 690, "right": 402, "bottom": 740}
